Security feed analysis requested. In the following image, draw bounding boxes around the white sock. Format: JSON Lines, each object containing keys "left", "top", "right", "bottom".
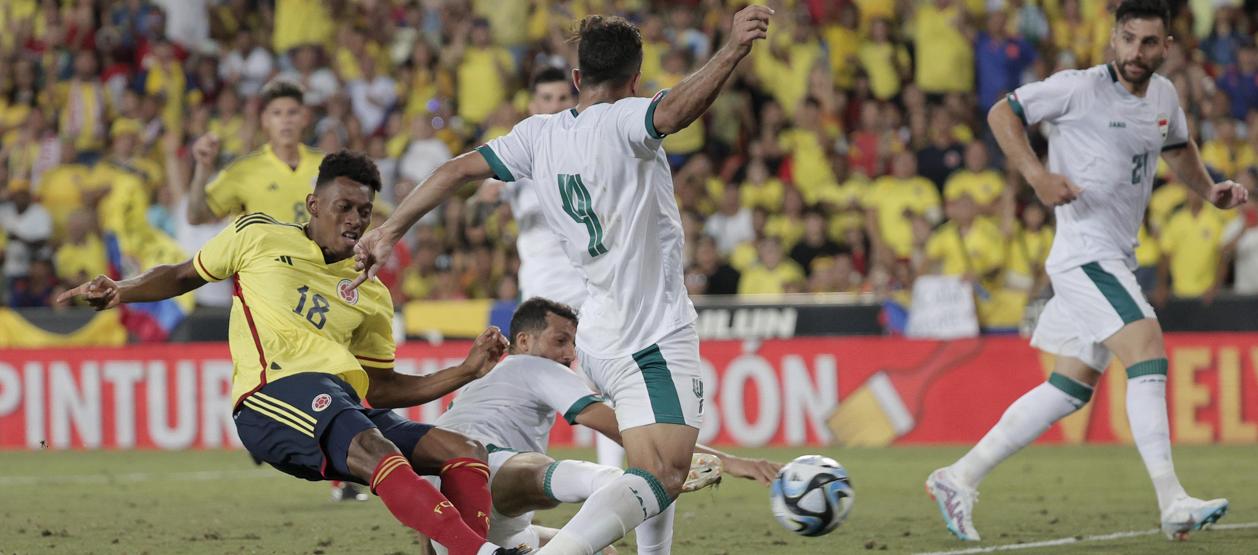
{"left": 544, "top": 460, "right": 623, "bottom": 503}
{"left": 634, "top": 502, "right": 675, "bottom": 555}
{"left": 537, "top": 469, "right": 671, "bottom": 555}
{"left": 951, "top": 373, "right": 1091, "bottom": 488}
{"left": 1125, "top": 359, "right": 1187, "bottom": 512}
{"left": 596, "top": 434, "right": 626, "bottom": 468}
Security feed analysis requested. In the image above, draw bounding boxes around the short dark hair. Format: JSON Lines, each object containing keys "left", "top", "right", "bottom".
{"left": 531, "top": 66, "right": 570, "bottom": 92}
{"left": 575, "top": 15, "right": 643, "bottom": 87}
{"left": 316, "top": 150, "right": 382, "bottom": 192}
{"left": 1115, "top": 0, "right": 1170, "bottom": 29}
{"left": 509, "top": 297, "right": 578, "bottom": 342}
{"left": 259, "top": 78, "right": 305, "bottom": 110}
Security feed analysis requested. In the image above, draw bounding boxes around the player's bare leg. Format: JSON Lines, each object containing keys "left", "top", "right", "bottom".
{"left": 344, "top": 428, "right": 512, "bottom": 555}
{"left": 538, "top": 423, "right": 697, "bottom": 554}
{"left": 930, "top": 355, "right": 1098, "bottom": 540}
{"left": 1102, "top": 319, "right": 1228, "bottom": 540}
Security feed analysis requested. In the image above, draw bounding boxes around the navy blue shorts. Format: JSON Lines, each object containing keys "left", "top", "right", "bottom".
{"left": 233, "top": 373, "right": 432, "bottom": 485}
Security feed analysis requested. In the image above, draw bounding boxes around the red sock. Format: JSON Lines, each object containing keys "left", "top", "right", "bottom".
{"left": 439, "top": 457, "right": 493, "bottom": 537}
{"left": 371, "top": 454, "right": 485, "bottom": 555}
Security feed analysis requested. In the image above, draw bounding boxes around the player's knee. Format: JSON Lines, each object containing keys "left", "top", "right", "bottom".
{"left": 452, "top": 436, "right": 488, "bottom": 461}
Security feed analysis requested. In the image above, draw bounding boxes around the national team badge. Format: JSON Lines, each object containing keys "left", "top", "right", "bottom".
{"left": 312, "top": 393, "right": 332, "bottom": 412}
{"left": 337, "top": 278, "right": 359, "bottom": 305}
{"left": 1157, "top": 114, "right": 1169, "bottom": 140}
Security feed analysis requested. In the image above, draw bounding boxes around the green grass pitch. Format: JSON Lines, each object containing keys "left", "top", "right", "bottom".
{"left": 1, "top": 445, "right": 1255, "bottom": 554}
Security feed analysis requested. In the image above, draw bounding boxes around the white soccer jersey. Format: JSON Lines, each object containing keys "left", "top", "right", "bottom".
{"left": 1010, "top": 64, "right": 1189, "bottom": 273}
{"left": 478, "top": 92, "right": 698, "bottom": 358}
{"left": 502, "top": 178, "right": 589, "bottom": 308}
{"left": 435, "top": 354, "right": 603, "bottom": 454}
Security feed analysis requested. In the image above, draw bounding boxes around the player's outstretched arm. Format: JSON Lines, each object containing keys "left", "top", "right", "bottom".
{"left": 185, "top": 133, "right": 222, "bottom": 225}
{"left": 55, "top": 260, "right": 207, "bottom": 310}
{"left": 573, "top": 402, "right": 782, "bottom": 484}
{"left": 350, "top": 151, "right": 495, "bottom": 288}
{"left": 1162, "top": 141, "right": 1251, "bottom": 209}
{"left": 650, "top": 5, "right": 772, "bottom": 136}
{"left": 362, "top": 326, "right": 508, "bottom": 409}
{"left": 988, "top": 98, "right": 1081, "bottom": 206}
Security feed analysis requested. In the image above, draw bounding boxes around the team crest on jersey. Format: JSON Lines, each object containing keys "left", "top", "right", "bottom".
{"left": 312, "top": 393, "right": 332, "bottom": 412}
{"left": 337, "top": 279, "right": 359, "bottom": 305}
{"left": 1157, "top": 114, "right": 1169, "bottom": 140}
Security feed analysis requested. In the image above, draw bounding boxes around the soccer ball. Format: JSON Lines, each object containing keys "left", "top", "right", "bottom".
{"left": 769, "top": 455, "right": 854, "bottom": 537}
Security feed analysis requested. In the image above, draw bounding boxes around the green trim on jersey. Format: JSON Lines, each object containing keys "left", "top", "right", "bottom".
{"left": 1161, "top": 142, "right": 1188, "bottom": 152}
{"left": 1048, "top": 372, "right": 1094, "bottom": 404}
{"left": 476, "top": 145, "right": 516, "bottom": 182}
{"left": 563, "top": 394, "right": 602, "bottom": 425}
{"left": 632, "top": 344, "right": 686, "bottom": 425}
{"left": 646, "top": 90, "right": 670, "bottom": 140}
{"left": 1106, "top": 63, "right": 1119, "bottom": 82}
{"left": 1081, "top": 262, "right": 1144, "bottom": 324}
{"left": 626, "top": 467, "right": 674, "bottom": 510}
{"left": 485, "top": 443, "right": 519, "bottom": 454}
{"left": 1007, "top": 93, "right": 1028, "bottom": 126}
{"left": 1127, "top": 358, "right": 1169, "bottom": 379}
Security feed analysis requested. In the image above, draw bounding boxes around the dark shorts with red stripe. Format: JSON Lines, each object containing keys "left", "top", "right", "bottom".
{"left": 233, "top": 372, "right": 432, "bottom": 485}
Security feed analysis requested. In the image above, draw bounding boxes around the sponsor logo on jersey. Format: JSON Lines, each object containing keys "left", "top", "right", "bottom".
{"left": 337, "top": 279, "right": 359, "bottom": 305}
{"left": 312, "top": 393, "right": 332, "bottom": 412}
{"left": 1158, "top": 114, "right": 1169, "bottom": 140}
{"left": 1108, "top": 121, "right": 1126, "bottom": 128}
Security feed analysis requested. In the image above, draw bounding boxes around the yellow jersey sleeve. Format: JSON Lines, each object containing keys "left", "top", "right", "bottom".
{"left": 349, "top": 285, "right": 396, "bottom": 370}
{"left": 204, "top": 162, "right": 244, "bottom": 217}
{"left": 193, "top": 215, "right": 262, "bottom": 282}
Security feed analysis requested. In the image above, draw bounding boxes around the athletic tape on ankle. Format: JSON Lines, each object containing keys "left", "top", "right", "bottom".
{"left": 1047, "top": 372, "right": 1093, "bottom": 404}
{"left": 625, "top": 467, "right": 673, "bottom": 510}
{"left": 1126, "top": 358, "right": 1168, "bottom": 379}
{"left": 543, "top": 462, "right": 559, "bottom": 501}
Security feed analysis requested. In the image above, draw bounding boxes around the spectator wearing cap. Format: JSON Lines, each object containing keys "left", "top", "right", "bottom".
{"left": 0, "top": 178, "right": 52, "bottom": 280}
{"left": 87, "top": 118, "right": 153, "bottom": 236}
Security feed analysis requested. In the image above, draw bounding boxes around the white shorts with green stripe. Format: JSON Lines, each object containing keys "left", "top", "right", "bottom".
{"left": 582, "top": 324, "right": 704, "bottom": 431}
{"left": 1031, "top": 259, "right": 1156, "bottom": 371}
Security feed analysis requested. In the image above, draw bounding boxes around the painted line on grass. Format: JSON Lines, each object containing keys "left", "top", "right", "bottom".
{"left": 914, "top": 522, "right": 1258, "bottom": 555}
{"left": 0, "top": 468, "right": 274, "bottom": 486}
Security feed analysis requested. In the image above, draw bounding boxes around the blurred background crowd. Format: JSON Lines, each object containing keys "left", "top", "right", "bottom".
{"left": 2, "top": 0, "right": 1258, "bottom": 332}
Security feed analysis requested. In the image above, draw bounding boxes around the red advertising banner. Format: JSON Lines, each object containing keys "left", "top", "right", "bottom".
{"left": 2, "top": 334, "right": 1256, "bottom": 450}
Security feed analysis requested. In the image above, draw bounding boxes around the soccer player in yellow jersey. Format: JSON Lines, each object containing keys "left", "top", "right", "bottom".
{"left": 186, "top": 79, "right": 323, "bottom": 226}
{"left": 59, "top": 152, "right": 529, "bottom": 555}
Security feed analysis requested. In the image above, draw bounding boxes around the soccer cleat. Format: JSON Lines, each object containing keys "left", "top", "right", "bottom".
{"left": 486, "top": 544, "right": 534, "bottom": 555}
{"left": 926, "top": 467, "right": 981, "bottom": 541}
{"left": 1160, "top": 496, "right": 1229, "bottom": 541}
{"left": 330, "top": 482, "right": 370, "bottom": 502}
{"left": 682, "top": 453, "right": 723, "bottom": 492}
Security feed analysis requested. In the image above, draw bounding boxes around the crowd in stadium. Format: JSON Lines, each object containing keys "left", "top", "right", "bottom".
{"left": 1, "top": 0, "right": 1257, "bottom": 330}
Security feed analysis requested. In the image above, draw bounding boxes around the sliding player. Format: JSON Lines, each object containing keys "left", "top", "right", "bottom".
{"left": 60, "top": 152, "right": 527, "bottom": 555}
{"left": 927, "top": 0, "right": 1244, "bottom": 542}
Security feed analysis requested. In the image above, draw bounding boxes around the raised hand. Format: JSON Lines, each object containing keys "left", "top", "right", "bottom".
{"left": 56, "top": 275, "right": 121, "bottom": 311}
{"left": 464, "top": 326, "right": 510, "bottom": 378}
{"left": 348, "top": 226, "right": 396, "bottom": 290}
{"left": 727, "top": 5, "right": 773, "bottom": 57}
{"left": 191, "top": 132, "right": 220, "bottom": 169}
{"left": 1028, "top": 171, "right": 1083, "bottom": 206}
{"left": 1209, "top": 180, "right": 1250, "bottom": 209}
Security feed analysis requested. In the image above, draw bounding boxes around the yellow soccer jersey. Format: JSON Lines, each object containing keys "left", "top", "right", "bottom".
{"left": 193, "top": 213, "right": 395, "bottom": 407}
{"left": 205, "top": 144, "right": 322, "bottom": 224}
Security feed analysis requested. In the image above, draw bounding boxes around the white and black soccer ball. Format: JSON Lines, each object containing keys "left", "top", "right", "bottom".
{"left": 769, "top": 455, "right": 854, "bottom": 537}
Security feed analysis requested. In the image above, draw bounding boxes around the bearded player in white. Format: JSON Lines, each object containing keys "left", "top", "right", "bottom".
{"left": 425, "top": 298, "right": 778, "bottom": 554}
{"left": 927, "top": 0, "right": 1247, "bottom": 543}
{"left": 353, "top": 6, "right": 774, "bottom": 554}
{"left": 484, "top": 66, "right": 627, "bottom": 471}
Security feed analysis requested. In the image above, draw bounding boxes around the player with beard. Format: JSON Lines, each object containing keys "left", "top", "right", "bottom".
{"left": 926, "top": 0, "right": 1246, "bottom": 542}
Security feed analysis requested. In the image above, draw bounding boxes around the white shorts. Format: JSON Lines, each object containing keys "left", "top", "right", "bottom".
{"left": 581, "top": 324, "right": 704, "bottom": 431}
{"left": 1030, "top": 260, "right": 1156, "bottom": 371}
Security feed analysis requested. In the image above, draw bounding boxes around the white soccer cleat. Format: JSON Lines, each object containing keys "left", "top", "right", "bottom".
{"left": 1160, "top": 496, "right": 1229, "bottom": 541}
{"left": 682, "top": 453, "right": 722, "bottom": 492}
{"left": 926, "top": 467, "right": 981, "bottom": 541}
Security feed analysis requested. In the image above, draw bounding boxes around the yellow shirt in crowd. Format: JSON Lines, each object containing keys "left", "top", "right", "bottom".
{"left": 1160, "top": 207, "right": 1231, "bottom": 297}
{"left": 865, "top": 175, "right": 941, "bottom": 257}
{"left": 944, "top": 169, "right": 1005, "bottom": 209}
{"left": 738, "top": 261, "right": 806, "bottom": 296}
{"left": 55, "top": 235, "right": 107, "bottom": 284}
{"left": 205, "top": 144, "right": 323, "bottom": 224}
{"left": 458, "top": 47, "right": 515, "bottom": 125}
{"left": 914, "top": 2, "right": 974, "bottom": 94}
